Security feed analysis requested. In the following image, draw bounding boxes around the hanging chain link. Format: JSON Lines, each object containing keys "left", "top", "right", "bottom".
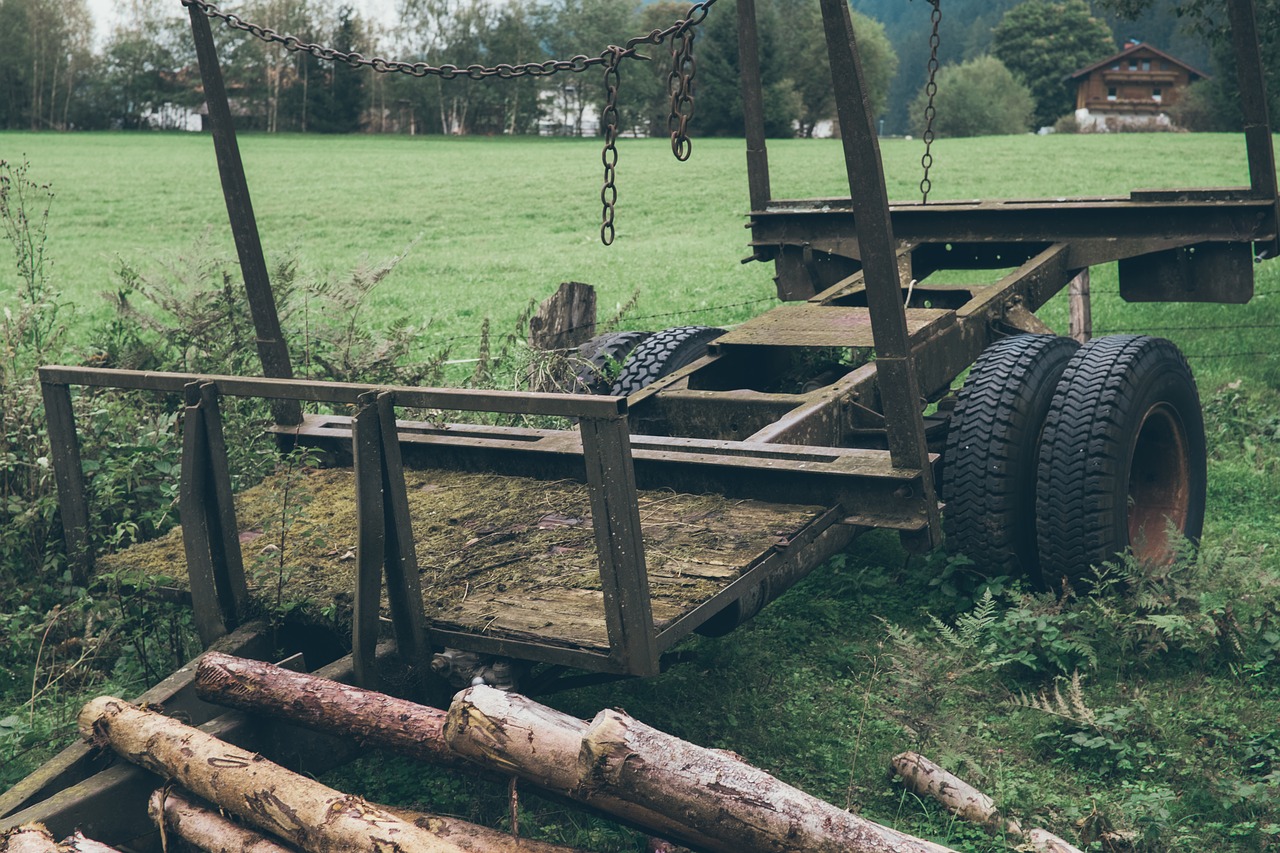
{"left": 600, "top": 48, "right": 623, "bottom": 246}
{"left": 919, "top": 0, "right": 942, "bottom": 203}
{"left": 184, "top": 0, "right": 716, "bottom": 245}
{"left": 667, "top": 30, "right": 696, "bottom": 161}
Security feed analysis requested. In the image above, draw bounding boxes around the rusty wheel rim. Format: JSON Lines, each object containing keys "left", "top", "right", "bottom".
{"left": 1127, "top": 402, "right": 1191, "bottom": 563}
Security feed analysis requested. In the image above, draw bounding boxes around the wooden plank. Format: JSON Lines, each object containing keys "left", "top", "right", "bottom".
{"left": 351, "top": 397, "right": 385, "bottom": 689}
{"left": 199, "top": 382, "right": 248, "bottom": 628}
{"left": 578, "top": 416, "right": 658, "bottom": 676}
{"left": 714, "top": 303, "right": 952, "bottom": 349}
{"left": 186, "top": 2, "right": 301, "bottom": 427}
{"left": 36, "top": 367, "right": 629, "bottom": 421}
{"left": 39, "top": 382, "right": 92, "bottom": 586}
{"left": 179, "top": 387, "right": 226, "bottom": 647}
{"left": 1069, "top": 268, "right": 1092, "bottom": 343}
{"left": 375, "top": 392, "right": 428, "bottom": 664}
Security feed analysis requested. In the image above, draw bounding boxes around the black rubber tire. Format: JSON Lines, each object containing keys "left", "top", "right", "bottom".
{"left": 941, "top": 334, "right": 1081, "bottom": 579}
{"left": 1036, "top": 335, "right": 1206, "bottom": 586}
{"left": 573, "top": 331, "right": 651, "bottom": 395}
{"left": 609, "top": 325, "right": 725, "bottom": 396}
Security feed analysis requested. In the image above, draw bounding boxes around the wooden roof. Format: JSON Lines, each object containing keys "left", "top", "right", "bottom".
{"left": 1068, "top": 42, "right": 1209, "bottom": 81}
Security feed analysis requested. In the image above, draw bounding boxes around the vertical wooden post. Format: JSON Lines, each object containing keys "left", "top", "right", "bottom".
{"left": 187, "top": 4, "right": 302, "bottom": 426}
{"left": 1226, "top": 0, "right": 1280, "bottom": 258}
{"left": 818, "top": 0, "right": 940, "bottom": 549}
{"left": 39, "top": 379, "right": 92, "bottom": 587}
{"left": 579, "top": 414, "right": 657, "bottom": 677}
{"left": 736, "top": 0, "right": 771, "bottom": 214}
{"left": 180, "top": 383, "right": 227, "bottom": 647}
{"left": 1068, "top": 269, "right": 1092, "bottom": 344}
{"left": 375, "top": 392, "right": 429, "bottom": 666}
{"left": 197, "top": 382, "right": 249, "bottom": 627}
{"left": 352, "top": 393, "right": 385, "bottom": 689}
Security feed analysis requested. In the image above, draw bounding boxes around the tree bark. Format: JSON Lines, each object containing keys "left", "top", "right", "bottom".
{"left": 78, "top": 697, "right": 471, "bottom": 853}
{"left": 578, "top": 707, "right": 956, "bottom": 853}
{"left": 2, "top": 825, "right": 57, "bottom": 853}
{"left": 194, "top": 652, "right": 469, "bottom": 772}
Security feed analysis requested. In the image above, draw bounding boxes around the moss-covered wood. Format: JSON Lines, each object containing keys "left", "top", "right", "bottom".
{"left": 97, "top": 467, "right": 826, "bottom": 653}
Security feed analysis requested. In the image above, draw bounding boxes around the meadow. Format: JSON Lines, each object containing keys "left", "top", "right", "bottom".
{"left": 2, "top": 130, "right": 1280, "bottom": 852}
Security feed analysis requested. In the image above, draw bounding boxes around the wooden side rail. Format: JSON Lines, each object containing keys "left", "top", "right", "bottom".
{"left": 37, "top": 366, "right": 658, "bottom": 680}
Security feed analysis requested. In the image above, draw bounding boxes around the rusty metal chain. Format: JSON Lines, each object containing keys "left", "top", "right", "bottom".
{"left": 600, "top": 48, "right": 623, "bottom": 246}
{"left": 919, "top": 0, "right": 942, "bottom": 203}
{"left": 183, "top": 0, "right": 716, "bottom": 244}
{"left": 182, "top": 0, "right": 611, "bottom": 80}
{"left": 667, "top": 30, "right": 696, "bottom": 161}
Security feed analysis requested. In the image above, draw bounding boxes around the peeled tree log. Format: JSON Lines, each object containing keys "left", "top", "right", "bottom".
{"left": 198, "top": 655, "right": 699, "bottom": 851}
{"left": 148, "top": 789, "right": 298, "bottom": 853}
{"left": 2, "top": 825, "right": 57, "bottom": 853}
{"left": 890, "top": 752, "right": 1084, "bottom": 853}
{"left": 581, "top": 708, "right": 956, "bottom": 853}
{"left": 446, "top": 686, "right": 956, "bottom": 853}
{"left": 194, "top": 652, "right": 469, "bottom": 772}
{"left": 888, "top": 752, "right": 1020, "bottom": 834}
{"left": 149, "top": 787, "right": 592, "bottom": 853}
{"left": 79, "top": 697, "right": 473, "bottom": 853}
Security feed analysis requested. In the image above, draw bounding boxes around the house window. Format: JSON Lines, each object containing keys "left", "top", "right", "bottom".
{"left": 1142, "top": 59, "right": 1152, "bottom": 71}
{"left": 1152, "top": 88, "right": 1163, "bottom": 102}
{"left": 1108, "top": 87, "right": 1118, "bottom": 101}
{"left": 1112, "top": 63, "right": 1121, "bottom": 70}
{"left": 1129, "top": 59, "right": 1138, "bottom": 70}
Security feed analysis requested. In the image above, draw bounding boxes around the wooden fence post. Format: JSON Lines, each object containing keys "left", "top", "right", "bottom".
{"left": 1069, "top": 268, "right": 1092, "bottom": 344}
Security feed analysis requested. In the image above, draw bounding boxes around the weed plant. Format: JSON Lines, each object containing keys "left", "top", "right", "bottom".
{"left": 1, "top": 135, "right": 1279, "bottom": 851}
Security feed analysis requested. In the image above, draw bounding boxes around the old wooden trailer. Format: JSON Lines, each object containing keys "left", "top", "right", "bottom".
{"left": 4, "top": 0, "right": 1277, "bottom": 844}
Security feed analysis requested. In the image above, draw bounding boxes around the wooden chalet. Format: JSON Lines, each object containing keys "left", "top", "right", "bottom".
{"left": 1069, "top": 41, "right": 1208, "bottom": 130}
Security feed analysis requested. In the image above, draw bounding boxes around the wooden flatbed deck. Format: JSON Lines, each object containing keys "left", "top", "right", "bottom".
{"left": 97, "top": 466, "right": 831, "bottom": 657}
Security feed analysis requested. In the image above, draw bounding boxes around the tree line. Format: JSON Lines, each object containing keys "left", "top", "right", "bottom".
{"left": 0, "top": 0, "right": 1270, "bottom": 139}
{"left": 0, "top": 0, "right": 897, "bottom": 136}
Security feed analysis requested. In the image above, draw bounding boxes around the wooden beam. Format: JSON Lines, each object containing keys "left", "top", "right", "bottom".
{"left": 579, "top": 416, "right": 657, "bottom": 677}
{"left": 39, "top": 382, "right": 91, "bottom": 587}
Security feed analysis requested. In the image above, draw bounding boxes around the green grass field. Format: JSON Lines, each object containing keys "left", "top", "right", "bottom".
{"left": 3, "top": 131, "right": 1275, "bottom": 372}
{"left": 3, "top": 130, "right": 1280, "bottom": 851}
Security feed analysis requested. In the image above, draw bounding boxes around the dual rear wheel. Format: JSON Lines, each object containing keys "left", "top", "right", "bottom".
{"left": 942, "top": 334, "right": 1206, "bottom": 586}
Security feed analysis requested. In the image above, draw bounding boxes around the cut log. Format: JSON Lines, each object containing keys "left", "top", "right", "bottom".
{"left": 79, "top": 697, "right": 471, "bottom": 853}
{"left": 890, "top": 752, "right": 1085, "bottom": 853}
{"left": 55, "top": 834, "right": 122, "bottom": 853}
{"left": 578, "top": 707, "right": 956, "bottom": 853}
{"left": 889, "top": 752, "right": 1019, "bottom": 834}
{"left": 2, "top": 825, "right": 57, "bottom": 853}
{"left": 444, "top": 687, "right": 726, "bottom": 851}
{"left": 1026, "top": 828, "right": 1086, "bottom": 853}
{"left": 386, "top": 806, "right": 596, "bottom": 853}
{"left": 194, "top": 652, "right": 469, "bottom": 772}
{"left": 148, "top": 787, "right": 594, "bottom": 853}
{"left": 148, "top": 789, "right": 298, "bottom": 853}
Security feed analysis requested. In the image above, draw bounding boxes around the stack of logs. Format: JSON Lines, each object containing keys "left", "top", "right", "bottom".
{"left": 2, "top": 653, "right": 1092, "bottom": 853}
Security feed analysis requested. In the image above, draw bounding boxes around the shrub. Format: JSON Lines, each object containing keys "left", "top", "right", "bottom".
{"left": 909, "top": 56, "right": 1035, "bottom": 138}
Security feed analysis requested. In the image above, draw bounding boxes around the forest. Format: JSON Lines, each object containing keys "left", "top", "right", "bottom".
{"left": 0, "top": 0, "right": 1256, "bottom": 139}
